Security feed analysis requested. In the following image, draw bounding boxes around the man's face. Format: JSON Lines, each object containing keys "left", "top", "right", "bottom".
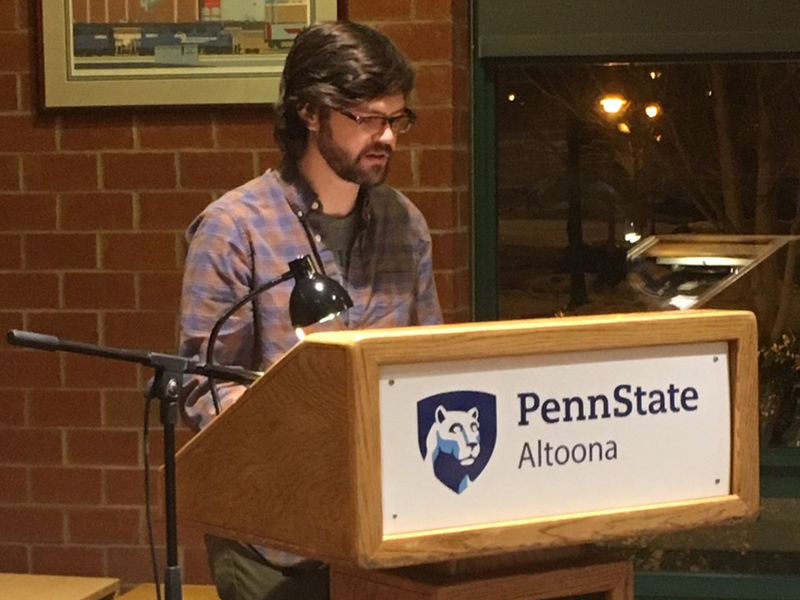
{"left": 315, "top": 93, "right": 407, "bottom": 187}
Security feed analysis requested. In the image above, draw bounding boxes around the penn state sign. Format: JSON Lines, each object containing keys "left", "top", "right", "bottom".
{"left": 379, "top": 341, "right": 731, "bottom": 536}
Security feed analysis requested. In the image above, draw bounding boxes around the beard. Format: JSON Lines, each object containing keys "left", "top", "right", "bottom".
{"left": 316, "top": 119, "right": 393, "bottom": 187}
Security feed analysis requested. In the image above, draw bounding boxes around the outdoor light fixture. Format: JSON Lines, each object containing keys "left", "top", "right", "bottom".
{"left": 599, "top": 95, "right": 628, "bottom": 114}
{"left": 205, "top": 255, "right": 353, "bottom": 413}
{"left": 644, "top": 103, "right": 661, "bottom": 119}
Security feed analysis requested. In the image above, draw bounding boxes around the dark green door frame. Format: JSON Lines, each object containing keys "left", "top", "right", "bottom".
{"left": 471, "top": 6, "right": 498, "bottom": 321}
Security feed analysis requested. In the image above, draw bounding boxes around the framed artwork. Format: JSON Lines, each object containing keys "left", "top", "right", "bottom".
{"left": 40, "top": 1, "right": 340, "bottom": 108}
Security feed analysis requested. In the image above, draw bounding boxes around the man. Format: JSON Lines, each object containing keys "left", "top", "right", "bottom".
{"left": 178, "top": 21, "right": 442, "bottom": 600}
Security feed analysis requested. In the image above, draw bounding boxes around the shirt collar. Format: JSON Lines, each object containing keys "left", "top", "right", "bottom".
{"left": 274, "top": 169, "right": 372, "bottom": 225}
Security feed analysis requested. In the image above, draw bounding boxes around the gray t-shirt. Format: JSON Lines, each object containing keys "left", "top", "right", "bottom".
{"left": 308, "top": 208, "right": 360, "bottom": 275}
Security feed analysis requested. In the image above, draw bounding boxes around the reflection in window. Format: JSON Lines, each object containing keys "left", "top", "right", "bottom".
{"left": 496, "top": 61, "right": 800, "bottom": 452}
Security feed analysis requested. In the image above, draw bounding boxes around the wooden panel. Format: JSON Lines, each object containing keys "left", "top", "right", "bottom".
{"left": 369, "top": 496, "right": 752, "bottom": 567}
{"left": 330, "top": 560, "right": 633, "bottom": 600}
{"left": 730, "top": 333, "right": 760, "bottom": 511}
{"left": 176, "top": 343, "right": 359, "bottom": 562}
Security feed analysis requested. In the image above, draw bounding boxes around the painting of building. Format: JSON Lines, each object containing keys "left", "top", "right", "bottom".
{"left": 67, "top": 0, "right": 310, "bottom": 68}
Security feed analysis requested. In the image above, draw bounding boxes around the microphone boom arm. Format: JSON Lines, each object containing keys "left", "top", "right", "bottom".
{"left": 6, "top": 329, "right": 262, "bottom": 385}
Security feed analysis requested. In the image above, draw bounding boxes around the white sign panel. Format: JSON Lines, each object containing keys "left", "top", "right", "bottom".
{"left": 379, "top": 342, "right": 730, "bottom": 536}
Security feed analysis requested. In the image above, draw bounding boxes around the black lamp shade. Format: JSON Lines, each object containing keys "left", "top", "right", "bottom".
{"left": 288, "top": 256, "right": 354, "bottom": 328}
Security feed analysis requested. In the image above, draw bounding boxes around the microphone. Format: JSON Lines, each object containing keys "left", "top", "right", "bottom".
{"left": 7, "top": 330, "right": 61, "bottom": 350}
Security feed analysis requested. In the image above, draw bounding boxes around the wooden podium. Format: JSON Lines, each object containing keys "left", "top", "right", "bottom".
{"left": 175, "top": 310, "right": 759, "bottom": 599}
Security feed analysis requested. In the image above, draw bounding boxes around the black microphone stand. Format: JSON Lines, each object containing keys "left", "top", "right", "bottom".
{"left": 5, "top": 330, "right": 260, "bottom": 600}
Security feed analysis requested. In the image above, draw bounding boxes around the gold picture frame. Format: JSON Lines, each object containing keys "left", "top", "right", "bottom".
{"left": 40, "top": 1, "right": 338, "bottom": 108}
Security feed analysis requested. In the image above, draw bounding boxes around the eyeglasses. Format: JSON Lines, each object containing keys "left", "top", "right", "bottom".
{"left": 338, "top": 108, "right": 417, "bottom": 135}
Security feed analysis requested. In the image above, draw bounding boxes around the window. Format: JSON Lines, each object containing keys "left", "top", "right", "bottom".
{"left": 473, "top": 22, "right": 800, "bottom": 598}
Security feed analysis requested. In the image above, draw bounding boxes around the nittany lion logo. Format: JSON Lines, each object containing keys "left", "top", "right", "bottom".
{"left": 417, "top": 391, "right": 497, "bottom": 494}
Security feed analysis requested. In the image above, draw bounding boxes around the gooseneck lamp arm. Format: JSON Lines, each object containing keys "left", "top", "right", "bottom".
{"left": 205, "top": 270, "right": 293, "bottom": 415}
{"left": 204, "top": 254, "right": 353, "bottom": 415}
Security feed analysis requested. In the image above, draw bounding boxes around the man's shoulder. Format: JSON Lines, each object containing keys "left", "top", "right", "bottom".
{"left": 368, "top": 183, "right": 407, "bottom": 203}
{"left": 185, "top": 170, "right": 297, "bottom": 239}
{"left": 367, "top": 184, "right": 426, "bottom": 224}
{"left": 210, "top": 170, "right": 289, "bottom": 212}
{"left": 197, "top": 170, "right": 293, "bottom": 220}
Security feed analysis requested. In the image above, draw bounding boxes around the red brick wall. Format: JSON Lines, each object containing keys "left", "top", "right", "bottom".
{"left": 0, "top": 0, "right": 471, "bottom": 587}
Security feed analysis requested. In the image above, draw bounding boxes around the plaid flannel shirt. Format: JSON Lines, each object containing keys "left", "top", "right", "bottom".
{"left": 179, "top": 169, "right": 442, "bottom": 430}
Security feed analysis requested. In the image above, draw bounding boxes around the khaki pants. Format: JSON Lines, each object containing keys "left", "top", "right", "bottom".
{"left": 204, "top": 534, "right": 329, "bottom": 600}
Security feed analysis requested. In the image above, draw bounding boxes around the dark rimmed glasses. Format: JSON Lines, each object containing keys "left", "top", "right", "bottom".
{"left": 338, "top": 108, "right": 417, "bottom": 135}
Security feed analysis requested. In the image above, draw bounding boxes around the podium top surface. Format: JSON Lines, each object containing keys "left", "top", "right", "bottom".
{"left": 304, "top": 308, "right": 752, "bottom": 342}
{"left": 297, "top": 310, "right": 757, "bottom": 368}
